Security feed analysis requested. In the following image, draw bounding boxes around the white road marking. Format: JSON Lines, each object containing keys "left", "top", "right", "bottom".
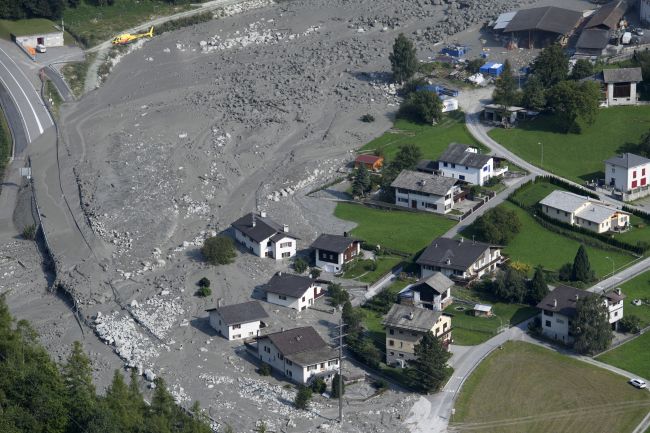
{"left": 0, "top": 73, "right": 31, "bottom": 142}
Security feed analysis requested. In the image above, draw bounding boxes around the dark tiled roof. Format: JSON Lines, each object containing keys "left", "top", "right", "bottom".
{"left": 355, "top": 154, "right": 384, "bottom": 164}
{"left": 286, "top": 346, "right": 339, "bottom": 367}
{"left": 412, "top": 272, "right": 454, "bottom": 295}
{"left": 576, "top": 28, "right": 610, "bottom": 51}
{"left": 262, "top": 326, "right": 328, "bottom": 356}
{"left": 382, "top": 304, "right": 441, "bottom": 332}
{"left": 416, "top": 237, "right": 497, "bottom": 271}
{"left": 605, "top": 153, "right": 650, "bottom": 169}
{"left": 504, "top": 6, "right": 582, "bottom": 35}
{"left": 536, "top": 284, "right": 595, "bottom": 317}
{"left": 602, "top": 68, "right": 643, "bottom": 83}
{"left": 391, "top": 170, "right": 458, "bottom": 196}
{"left": 438, "top": 143, "right": 492, "bottom": 169}
{"left": 206, "top": 301, "right": 268, "bottom": 325}
{"left": 416, "top": 159, "right": 437, "bottom": 174}
{"left": 585, "top": 0, "right": 628, "bottom": 30}
{"left": 231, "top": 213, "right": 299, "bottom": 243}
{"left": 605, "top": 289, "right": 625, "bottom": 302}
{"left": 265, "top": 272, "right": 315, "bottom": 298}
{"left": 311, "top": 234, "right": 360, "bottom": 254}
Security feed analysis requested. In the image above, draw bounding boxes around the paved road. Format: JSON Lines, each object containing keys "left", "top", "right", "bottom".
{"left": 0, "top": 76, "right": 28, "bottom": 156}
{"left": 44, "top": 66, "right": 74, "bottom": 102}
{"left": 0, "top": 43, "right": 53, "bottom": 143}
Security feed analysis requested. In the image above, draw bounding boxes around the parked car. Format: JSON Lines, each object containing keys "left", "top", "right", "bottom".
{"left": 629, "top": 378, "right": 647, "bottom": 389}
{"left": 35, "top": 44, "right": 46, "bottom": 53}
{"left": 635, "top": 28, "right": 645, "bottom": 36}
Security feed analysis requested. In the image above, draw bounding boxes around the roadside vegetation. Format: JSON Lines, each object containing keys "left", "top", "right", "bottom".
{"left": 453, "top": 341, "right": 650, "bottom": 433}
{"left": 0, "top": 107, "right": 11, "bottom": 187}
{"left": 61, "top": 52, "right": 96, "bottom": 98}
{"left": 44, "top": 79, "right": 64, "bottom": 117}
{"left": 597, "top": 332, "right": 650, "bottom": 380}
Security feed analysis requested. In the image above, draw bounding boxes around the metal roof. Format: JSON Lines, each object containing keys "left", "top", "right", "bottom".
{"left": 602, "top": 68, "right": 643, "bottom": 83}
{"left": 438, "top": 143, "right": 492, "bottom": 169}
{"left": 474, "top": 304, "right": 493, "bottom": 312}
{"left": 206, "top": 301, "right": 268, "bottom": 326}
{"left": 390, "top": 170, "right": 458, "bottom": 197}
{"left": 585, "top": 0, "right": 628, "bottom": 30}
{"left": 605, "top": 153, "right": 650, "bottom": 168}
{"left": 311, "top": 234, "right": 360, "bottom": 254}
{"left": 503, "top": 6, "right": 582, "bottom": 35}
{"left": 382, "top": 304, "right": 441, "bottom": 333}
{"left": 493, "top": 11, "right": 517, "bottom": 30}
{"left": 576, "top": 28, "right": 610, "bottom": 51}
{"left": 355, "top": 154, "right": 384, "bottom": 164}
{"left": 265, "top": 272, "right": 315, "bottom": 298}
{"left": 416, "top": 237, "right": 498, "bottom": 272}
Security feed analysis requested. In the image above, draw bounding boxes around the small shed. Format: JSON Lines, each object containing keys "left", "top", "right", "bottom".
{"left": 473, "top": 304, "right": 493, "bottom": 317}
{"left": 441, "top": 97, "right": 459, "bottom": 113}
{"left": 441, "top": 46, "right": 467, "bottom": 58}
{"left": 479, "top": 62, "right": 504, "bottom": 77}
{"left": 354, "top": 154, "right": 384, "bottom": 171}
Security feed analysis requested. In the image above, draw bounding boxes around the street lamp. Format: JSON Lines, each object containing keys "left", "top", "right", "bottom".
{"left": 539, "top": 142, "right": 543, "bottom": 167}
{"left": 605, "top": 256, "right": 615, "bottom": 278}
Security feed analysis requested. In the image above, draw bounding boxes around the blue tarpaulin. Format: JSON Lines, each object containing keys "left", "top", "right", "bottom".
{"left": 441, "top": 46, "right": 467, "bottom": 57}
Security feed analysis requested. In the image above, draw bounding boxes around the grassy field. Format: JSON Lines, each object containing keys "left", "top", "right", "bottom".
{"left": 334, "top": 203, "right": 456, "bottom": 255}
{"left": 342, "top": 256, "right": 403, "bottom": 283}
{"left": 0, "top": 107, "right": 11, "bottom": 187}
{"left": 63, "top": 0, "right": 192, "bottom": 47}
{"left": 492, "top": 202, "right": 635, "bottom": 277}
{"left": 489, "top": 106, "right": 650, "bottom": 183}
{"left": 597, "top": 333, "right": 650, "bottom": 380}
{"left": 0, "top": 18, "right": 75, "bottom": 44}
{"left": 358, "top": 112, "right": 483, "bottom": 162}
{"left": 613, "top": 270, "right": 650, "bottom": 326}
{"left": 452, "top": 341, "right": 650, "bottom": 433}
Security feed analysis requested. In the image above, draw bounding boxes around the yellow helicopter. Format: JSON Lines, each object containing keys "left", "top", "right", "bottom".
{"left": 112, "top": 26, "right": 154, "bottom": 45}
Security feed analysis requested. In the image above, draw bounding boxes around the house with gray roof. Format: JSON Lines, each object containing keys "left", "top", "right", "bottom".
{"left": 605, "top": 153, "right": 650, "bottom": 199}
{"left": 587, "top": 67, "right": 643, "bottom": 106}
{"left": 537, "top": 285, "right": 625, "bottom": 344}
{"left": 206, "top": 301, "right": 269, "bottom": 340}
{"left": 311, "top": 233, "right": 362, "bottom": 273}
{"left": 502, "top": 6, "right": 583, "bottom": 48}
{"left": 437, "top": 143, "right": 499, "bottom": 186}
{"left": 539, "top": 190, "right": 630, "bottom": 233}
{"left": 391, "top": 170, "right": 460, "bottom": 214}
{"left": 416, "top": 237, "right": 503, "bottom": 282}
{"left": 231, "top": 211, "right": 299, "bottom": 260}
{"left": 256, "top": 326, "right": 339, "bottom": 384}
{"left": 399, "top": 272, "right": 454, "bottom": 311}
{"left": 383, "top": 304, "right": 452, "bottom": 366}
{"left": 264, "top": 272, "right": 323, "bottom": 311}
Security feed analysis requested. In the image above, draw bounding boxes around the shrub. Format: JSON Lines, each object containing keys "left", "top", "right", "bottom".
{"left": 198, "top": 277, "right": 211, "bottom": 288}
{"left": 558, "top": 263, "right": 573, "bottom": 281}
{"left": 22, "top": 224, "right": 36, "bottom": 240}
{"left": 373, "top": 379, "right": 388, "bottom": 390}
{"left": 361, "top": 114, "right": 375, "bottom": 122}
{"left": 310, "top": 267, "right": 321, "bottom": 278}
{"left": 618, "top": 315, "right": 642, "bottom": 334}
{"left": 294, "top": 257, "right": 309, "bottom": 273}
{"left": 311, "top": 377, "right": 326, "bottom": 394}
{"left": 331, "top": 372, "right": 345, "bottom": 398}
{"left": 328, "top": 283, "right": 350, "bottom": 308}
{"left": 195, "top": 286, "right": 212, "bottom": 298}
{"left": 294, "top": 386, "right": 312, "bottom": 410}
{"left": 258, "top": 363, "right": 271, "bottom": 376}
{"left": 202, "top": 236, "right": 236, "bottom": 265}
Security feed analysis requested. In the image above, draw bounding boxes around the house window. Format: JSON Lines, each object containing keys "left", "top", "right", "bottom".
{"left": 279, "top": 295, "right": 287, "bottom": 300}
{"left": 614, "top": 311, "right": 618, "bottom": 317}
{"left": 279, "top": 354, "right": 284, "bottom": 360}
{"left": 399, "top": 342, "right": 403, "bottom": 348}
{"left": 320, "top": 363, "right": 325, "bottom": 369}
{"left": 545, "top": 320, "right": 551, "bottom": 327}
{"left": 465, "top": 166, "right": 468, "bottom": 170}
{"left": 233, "top": 334, "right": 241, "bottom": 339}
{"left": 425, "top": 203, "right": 437, "bottom": 210}
{"left": 388, "top": 340, "right": 394, "bottom": 346}
{"left": 287, "top": 370, "right": 292, "bottom": 377}
{"left": 286, "top": 360, "right": 293, "bottom": 366}
{"left": 267, "top": 241, "right": 272, "bottom": 247}
{"left": 613, "top": 82, "right": 631, "bottom": 98}
{"left": 483, "top": 165, "right": 489, "bottom": 172}
{"left": 556, "top": 209, "right": 560, "bottom": 215}
{"left": 451, "top": 163, "right": 456, "bottom": 168}
{"left": 264, "top": 346, "right": 271, "bottom": 353}
{"left": 633, "top": 170, "right": 637, "bottom": 179}
{"left": 233, "top": 324, "right": 241, "bottom": 329}
{"left": 443, "top": 322, "right": 448, "bottom": 330}
{"left": 281, "top": 252, "right": 290, "bottom": 258}
{"left": 302, "top": 296, "right": 306, "bottom": 302}
{"left": 389, "top": 329, "right": 394, "bottom": 335}
{"left": 307, "top": 365, "right": 316, "bottom": 371}
{"left": 632, "top": 180, "right": 638, "bottom": 189}
{"left": 280, "top": 242, "right": 292, "bottom": 248}
{"left": 443, "top": 162, "right": 448, "bottom": 167}
{"left": 459, "top": 175, "right": 465, "bottom": 180}
{"left": 611, "top": 167, "right": 615, "bottom": 173}
{"left": 398, "top": 197, "right": 408, "bottom": 203}
{"left": 543, "top": 310, "right": 553, "bottom": 317}
{"left": 390, "top": 351, "right": 394, "bottom": 356}
{"left": 398, "top": 353, "right": 404, "bottom": 358}
{"left": 445, "top": 193, "right": 451, "bottom": 200}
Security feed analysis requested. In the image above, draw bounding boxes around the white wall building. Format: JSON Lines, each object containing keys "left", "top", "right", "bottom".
{"left": 539, "top": 190, "right": 630, "bottom": 233}
{"left": 14, "top": 31, "right": 64, "bottom": 48}
{"left": 206, "top": 301, "right": 269, "bottom": 340}
{"left": 391, "top": 170, "right": 460, "bottom": 214}
{"left": 605, "top": 153, "right": 650, "bottom": 195}
{"left": 264, "top": 272, "right": 323, "bottom": 311}
{"left": 312, "top": 233, "right": 362, "bottom": 273}
{"left": 437, "top": 143, "right": 498, "bottom": 186}
{"left": 601, "top": 68, "right": 643, "bottom": 106}
{"left": 416, "top": 237, "right": 502, "bottom": 282}
{"left": 257, "top": 327, "right": 339, "bottom": 384}
{"left": 232, "top": 212, "right": 298, "bottom": 260}
{"left": 537, "top": 285, "right": 625, "bottom": 345}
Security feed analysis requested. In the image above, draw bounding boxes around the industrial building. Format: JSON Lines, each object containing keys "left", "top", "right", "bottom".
{"left": 500, "top": 6, "right": 583, "bottom": 48}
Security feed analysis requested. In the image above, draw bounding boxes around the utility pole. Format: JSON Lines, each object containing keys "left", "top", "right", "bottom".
{"left": 335, "top": 317, "right": 346, "bottom": 424}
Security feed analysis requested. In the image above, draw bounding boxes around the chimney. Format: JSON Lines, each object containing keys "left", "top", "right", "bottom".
{"left": 283, "top": 224, "right": 289, "bottom": 233}
{"left": 308, "top": 273, "right": 313, "bottom": 279}
{"left": 408, "top": 311, "right": 414, "bottom": 320}
{"left": 344, "top": 231, "right": 348, "bottom": 237}
{"left": 278, "top": 271, "right": 282, "bottom": 276}
{"left": 616, "top": 288, "right": 622, "bottom": 295}
{"left": 553, "top": 299, "right": 557, "bottom": 308}
{"left": 281, "top": 327, "right": 284, "bottom": 332}
{"left": 260, "top": 211, "right": 267, "bottom": 218}
{"left": 217, "top": 298, "right": 223, "bottom": 307}
{"left": 459, "top": 238, "right": 464, "bottom": 244}
{"left": 251, "top": 213, "right": 256, "bottom": 227}
{"left": 435, "top": 243, "right": 438, "bottom": 248}
{"left": 445, "top": 258, "right": 451, "bottom": 265}
{"left": 575, "top": 294, "right": 579, "bottom": 301}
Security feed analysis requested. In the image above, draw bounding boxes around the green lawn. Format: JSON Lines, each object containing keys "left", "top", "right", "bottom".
{"left": 358, "top": 112, "right": 483, "bottom": 162}
{"left": 334, "top": 203, "right": 456, "bottom": 254}
{"left": 0, "top": 18, "right": 75, "bottom": 44}
{"left": 63, "top": 0, "right": 192, "bottom": 47}
{"left": 453, "top": 341, "right": 650, "bottom": 433}
{"left": 597, "top": 333, "right": 650, "bottom": 380}
{"left": 342, "top": 256, "right": 403, "bottom": 283}
{"left": 614, "top": 270, "right": 650, "bottom": 326}
{"left": 496, "top": 202, "right": 635, "bottom": 277}
{"left": 489, "top": 106, "right": 650, "bottom": 183}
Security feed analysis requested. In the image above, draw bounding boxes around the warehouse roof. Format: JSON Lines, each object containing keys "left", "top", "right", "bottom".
{"left": 576, "top": 28, "right": 610, "bottom": 51}
{"left": 504, "top": 6, "right": 582, "bottom": 35}
{"left": 585, "top": 0, "right": 628, "bottom": 30}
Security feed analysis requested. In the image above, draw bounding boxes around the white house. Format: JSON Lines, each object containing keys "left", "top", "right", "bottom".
{"left": 398, "top": 272, "right": 454, "bottom": 311}
{"left": 231, "top": 212, "right": 299, "bottom": 260}
{"left": 391, "top": 170, "right": 460, "bottom": 214}
{"left": 416, "top": 237, "right": 503, "bottom": 283}
{"left": 13, "top": 30, "right": 64, "bottom": 48}
{"left": 311, "top": 233, "right": 362, "bottom": 273}
{"left": 437, "top": 143, "right": 498, "bottom": 186}
{"left": 605, "top": 153, "right": 650, "bottom": 198}
{"left": 537, "top": 285, "right": 625, "bottom": 345}
{"left": 601, "top": 68, "right": 643, "bottom": 106}
{"left": 206, "top": 301, "right": 269, "bottom": 341}
{"left": 264, "top": 272, "right": 323, "bottom": 311}
{"left": 539, "top": 190, "right": 630, "bottom": 234}
{"left": 257, "top": 326, "right": 339, "bottom": 384}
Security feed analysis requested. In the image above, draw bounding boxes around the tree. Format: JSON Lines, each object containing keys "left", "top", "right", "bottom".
{"left": 389, "top": 33, "right": 418, "bottom": 83}
{"left": 352, "top": 164, "right": 371, "bottom": 197}
{"left": 195, "top": 286, "right": 212, "bottom": 297}
{"left": 522, "top": 74, "right": 546, "bottom": 111}
{"left": 254, "top": 421, "right": 268, "bottom": 433}
{"left": 406, "top": 331, "right": 451, "bottom": 393}
{"left": 397, "top": 90, "right": 443, "bottom": 124}
{"left": 342, "top": 301, "right": 362, "bottom": 339}
{"left": 105, "top": 370, "right": 143, "bottom": 431}
{"left": 493, "top": 268, "right": 526, "bottom": 303}
{"left": 293, "top": 257, "right": 308, "bottom": 273}
{"left": 472, "top": 207, "right": 521, "bottom": 245}
{"left": 531, "top": 44, "right": 568, "bottom": 87}
{"left": 618, "top": 315, "right": 642, "bottom": 334}
{"left": 22, "top": 224, "right": 36, "bottom": 240}
{"left": 202, "top": 235, "right": 236, "bottom": 265}
{"left": 571, "top": 245, "right": 593, "bottom": 282}
{"left": 294, "top": 386, "right": 312, "bottom": 410}
{"left": 492, "top": 60, "right": 519, "bottom": 108}
{"left": 311, "top": 377, "right": 326, "bottom": 394}
{"left": 198, "top": 277, "right": 211, "bottom": 288}
{"left": 466, "top": 58, "right": 485, "bottom": 74}
{"left": 328, "top": 283, "right": 350, "bottom": 307}
{"left": 570, "top": 59, "right": 594, "bottom": 80}
{"left": 571, "top": 294, "right": 612, "bottom": 354}
{"left": 391, "top": 143, "right": 422, "bottom": 172}
{"left": 62, "top": 341, "right": 96, "bottom": 432}
{"left": 558, "top": 262, "right": 573, "bottom": 281}
{"left": 528, "top": 266, "right": 549, "bottom": 304}
{"left": 331, "top": 373, "right": 345, "bottom": 398}
{"left": 546, "top": 80, "right": 600, "bottom": 133}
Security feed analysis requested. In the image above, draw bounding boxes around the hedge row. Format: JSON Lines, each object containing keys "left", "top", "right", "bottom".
{"left": 542, "top": 175, "right": 599, "bottom": 199}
